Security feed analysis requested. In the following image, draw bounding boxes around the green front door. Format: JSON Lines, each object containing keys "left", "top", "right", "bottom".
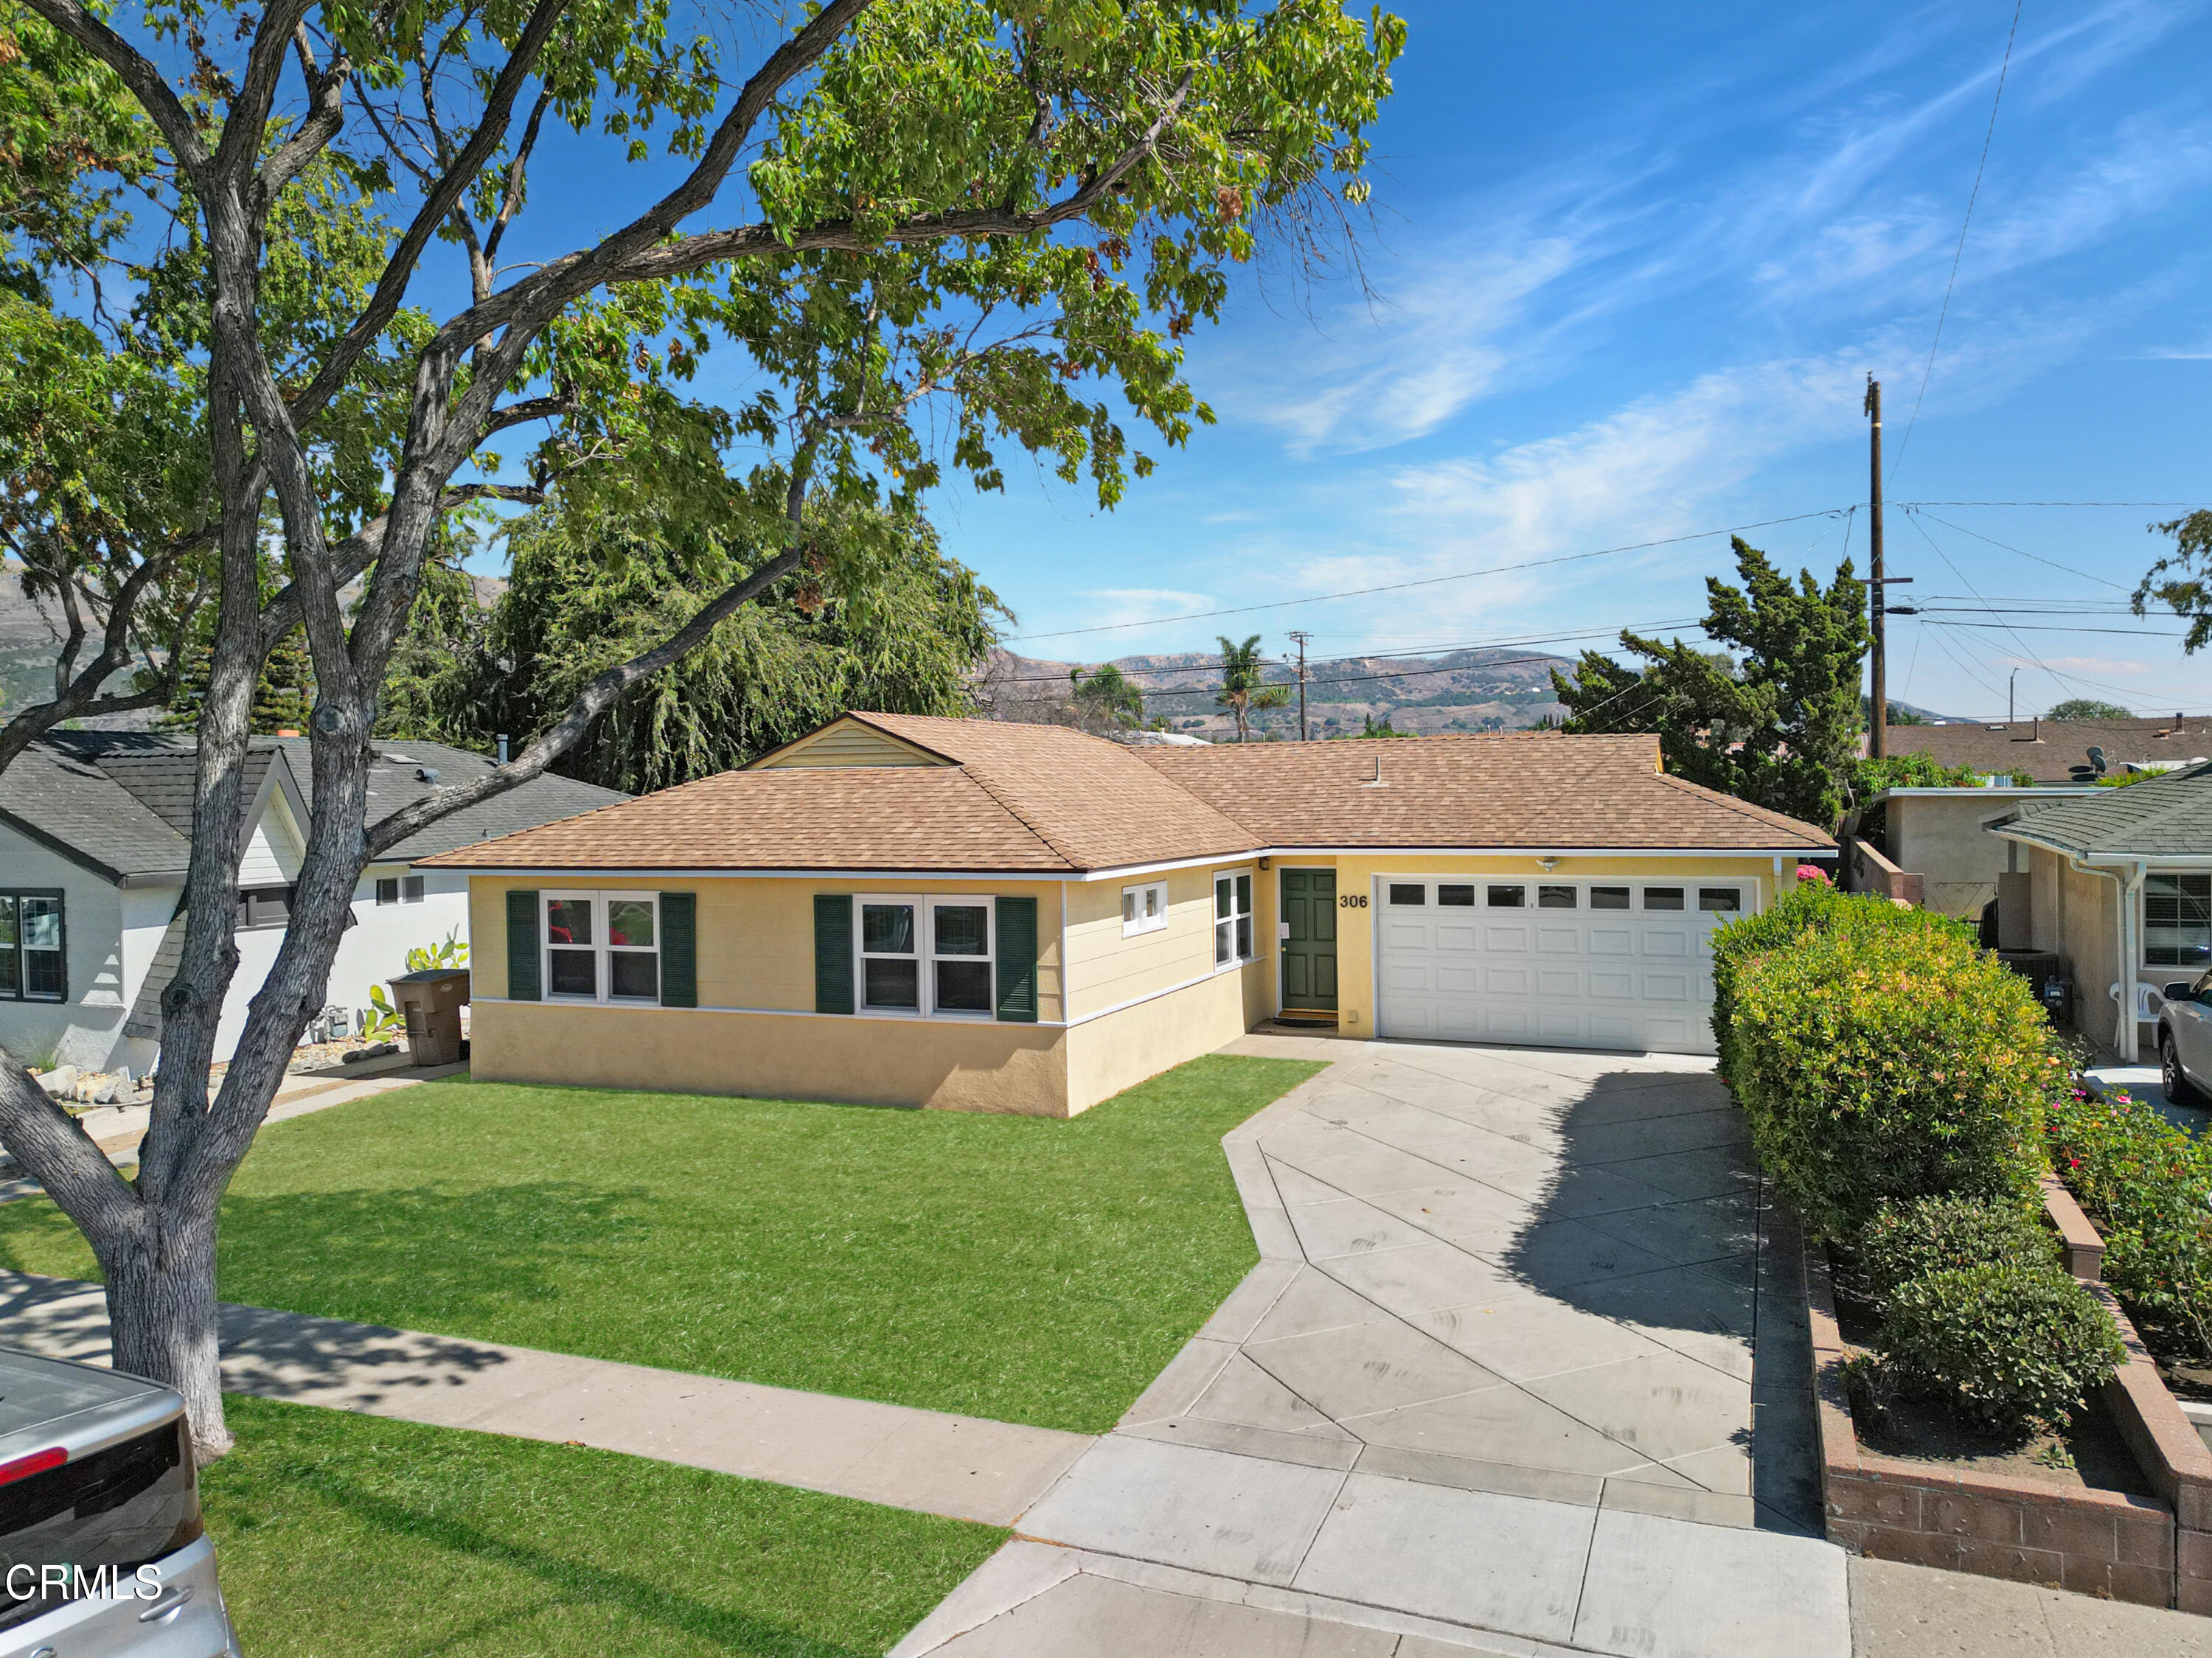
{"left": 1281, "top": 868, "right": 1338, "bottom": 1010}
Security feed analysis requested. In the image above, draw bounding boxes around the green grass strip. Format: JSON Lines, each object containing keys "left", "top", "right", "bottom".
{"left": 203, "top": 1393, "right": 1004, "bottom": 1657}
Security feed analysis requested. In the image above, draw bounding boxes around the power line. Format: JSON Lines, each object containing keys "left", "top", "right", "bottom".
{"left": 1903, "top": 508, "right": 2130, "bottom": 590}
{"left": 1003, "top": 509, "right": 1851, "bottom": 641}
{"left": 1893, "top": 501, "right": 2209, "bottom": 508}
{"left": 1921, "top": 621, "right": 2194, "bottom": 636}
{"left": 1905, "top": 509, "right": 2079, "bottom": 701}
{"left": 1889, "top": 0, "right": 2023, "bottom": 487}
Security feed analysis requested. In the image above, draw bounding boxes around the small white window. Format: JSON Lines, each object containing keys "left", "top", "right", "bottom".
{"left": 543, "top": 891, "right": 659, "bottom": 1003}
{"left": 1121, "top": 881, "right": 1168, "bottom": 937}
{"left": 1214, "top": 870, "right": 1254, "bottom": 967}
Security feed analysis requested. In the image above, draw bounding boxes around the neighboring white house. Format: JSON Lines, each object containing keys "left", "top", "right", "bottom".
{"left": 0, "top": 734, "right": 623, "bottom": 1073}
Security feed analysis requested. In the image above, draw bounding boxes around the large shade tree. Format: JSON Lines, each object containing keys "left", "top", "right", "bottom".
{"left": 0, "top": 0, "right": 1402, "bottom": 1454}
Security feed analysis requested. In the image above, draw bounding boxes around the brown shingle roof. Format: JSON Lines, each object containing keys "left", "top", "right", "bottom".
{"left": 1888, "top": 717, "right": 2212, "bottom": 784}
{"left": 1135, "top": 733, "right": 1832, "bottom": 851}
{"left": 422, "top": 717, "right": 1830, "bottom": 874}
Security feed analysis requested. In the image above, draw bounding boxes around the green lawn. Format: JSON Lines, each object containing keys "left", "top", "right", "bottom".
{"left": 202, "top": 1393, "right": 1003, "bottom": 1657}
{"left": 0, "top": 1054, "right": 1317, "bottom": 1432}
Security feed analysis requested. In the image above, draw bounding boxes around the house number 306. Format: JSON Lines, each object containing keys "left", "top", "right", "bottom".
{"left": 1338, "top": 894, "right": 1368, "bottom": 909}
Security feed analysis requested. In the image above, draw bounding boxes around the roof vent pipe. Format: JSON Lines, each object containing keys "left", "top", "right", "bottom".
{"left": 496, "top": 734, "right": 509, "bottom": 766}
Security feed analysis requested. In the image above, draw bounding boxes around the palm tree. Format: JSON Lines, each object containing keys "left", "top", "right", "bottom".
{"left": 1216, "top": 634, "right": 1290, "bottom": 742}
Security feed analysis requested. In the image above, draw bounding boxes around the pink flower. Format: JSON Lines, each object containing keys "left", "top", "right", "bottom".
{"left": 1795, "top": 865, "right": 1832, "bottom": 885}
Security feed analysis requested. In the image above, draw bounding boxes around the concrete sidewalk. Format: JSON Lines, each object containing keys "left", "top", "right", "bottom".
{"left": 0, "top": 1269, "right": 1088, "bottom": 1528}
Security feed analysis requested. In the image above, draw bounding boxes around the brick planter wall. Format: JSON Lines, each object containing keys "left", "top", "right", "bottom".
{"left": 1804, "top": 1187, "right": 2212, "bottom": 1612}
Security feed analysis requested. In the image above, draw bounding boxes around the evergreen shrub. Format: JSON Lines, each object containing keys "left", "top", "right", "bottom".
{"left": 1880, "top": 1263, "right": 2126, "bottom": 1431}
{"left": 1857, "top": 1195, "right": 2058, "bottom": 1302}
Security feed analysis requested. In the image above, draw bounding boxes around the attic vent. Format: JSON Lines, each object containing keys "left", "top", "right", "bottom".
{"left": 415, "top": 766, "right": 439, "bottom": 783}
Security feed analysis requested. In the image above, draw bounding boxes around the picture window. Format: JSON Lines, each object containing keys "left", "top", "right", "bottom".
{"left": 544, "top": 892, "right": 661, "bottom": 1003}
{"left": 858, "top": 896, "right": 996, "bottom": 1016}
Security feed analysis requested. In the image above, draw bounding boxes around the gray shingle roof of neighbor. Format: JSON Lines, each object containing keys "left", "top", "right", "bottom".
{"left": 1993, "top": 762, "right": 2212, "bottom": 860}
{"left": 0, "top": 731, "right": 627, "bottom": 882}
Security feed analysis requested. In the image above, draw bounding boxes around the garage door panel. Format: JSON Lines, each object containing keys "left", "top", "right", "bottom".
{"left": 1375, "top": 879, "right": 1731, "bottom": 1056}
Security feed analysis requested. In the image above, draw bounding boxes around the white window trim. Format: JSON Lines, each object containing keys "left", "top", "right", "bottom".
{"left": 1213, "top": 867, "right": 1256, "bottom": 971}
{"left": 855, "top": 893, "right": 998, "bottom": 1020}
{"left": 542, "top": 890, "right": 661, "bottom": 1006}
{"left": 1121, "top": 880, "right": 1168, "bottom": 938}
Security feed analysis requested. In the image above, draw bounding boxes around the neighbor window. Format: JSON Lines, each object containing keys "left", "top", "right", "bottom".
{"left": 0, "top": 891, "right": 64, "bottom": 1002}
{"left": 1538, "top": 885, "right": 1576, "bottom": 909}
{"left": 1388, "top": 883, "right": 1426, "bottom": 906}
{"left": 544, "top": 892, "right": 660, "bottom": 1003}
{"left": 1644, "top": 888, "right": 1685, "bottom": 910}
{"left": 235, "top": 885, "right": 294, "bottom": 930}
{"left": 1698, "top": 888, "right": 1742, "bottom": 913}
{"left": 857, "top": 896, "right": 995, "bottom": 1015}
{"left": 375, "top": 877, "right": 400, "bottom": 906}
{"left": 1591, "top": 886, "right": 1631, "bottom": 910}
{"left": 1122, "top": 881, "right": 1168, "bottom": 937}
{"left": 2148, "top": 874, "right": 2212, "bottom": 968}
{"left": 1214, "top": 871, "right": 1254, "bottom": 966}
{"left": 403, "top": 874, "right": 426, "bottom": 904}
{"left": 1438, "top": 885, "right": 1475, "bottom": 907}
{"left": 1486, "top": 885, "right": 1526, "bottom": 908}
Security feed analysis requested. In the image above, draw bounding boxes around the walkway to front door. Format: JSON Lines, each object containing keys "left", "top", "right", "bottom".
{"left": 891, "top": 1035, "right": 1846, "bottom": 1657}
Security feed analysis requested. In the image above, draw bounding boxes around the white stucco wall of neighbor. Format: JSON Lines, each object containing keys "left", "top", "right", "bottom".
{"left": 0, "top": 806, "right": 475, "bottom": 1075}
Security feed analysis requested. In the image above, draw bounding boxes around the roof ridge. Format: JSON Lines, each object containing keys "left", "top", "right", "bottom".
{"left": 948, "top": 763, "right": 1083, "bottom": 871}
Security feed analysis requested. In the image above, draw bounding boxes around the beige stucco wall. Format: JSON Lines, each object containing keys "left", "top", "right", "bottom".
{"left": 1253, "top": 854, "right": 1784, "bottom": 1040}
{"left": 1065, "top": 964, "right": 1259, "bottom": 1112}
{"left": 470, "top": 1000, "right": 1071, "bottom": 1114}
{"left": 1886, "top": 793, "right": 2045, "bottom": 920}
{"left": 2028, "top": 846, "right": 2125, "bottom": 1045}
{"left": 468, "top": 873, "right": 1065, "bottom": 1022}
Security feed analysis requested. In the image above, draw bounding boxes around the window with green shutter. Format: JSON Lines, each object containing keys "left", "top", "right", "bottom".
{"left": 658, "top": 893, "right": 697, "bottom": 1007}
{"left": 814, "top": 895, "right": 855, "bottom": 1014}
{"left": 505, "top": 890, "right": 540, "bottom": 1000}
{"left": 994, "top": 896, "right": 1037, "bottom": 1023}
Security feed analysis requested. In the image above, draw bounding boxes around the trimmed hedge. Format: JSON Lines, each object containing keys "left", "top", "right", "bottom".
{"left": 1709, "top": 882, "right": 1975, "bottom": 1085}
{"left": 1881, "top": 1263, "right": 2127, "bottom": 1430}
{"left": 1858, "top": 1195, "right": 2059, "bottom": 1302}
{"left": 2049, "top": 1082, "right": 2212, "bottom": 1359}
{"left": 1724, "top": 916, "right": 2064, "bottom": 1239}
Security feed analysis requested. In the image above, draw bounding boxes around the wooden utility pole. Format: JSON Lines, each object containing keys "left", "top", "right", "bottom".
{"left": 1865, "top": 375, "right": 1887, "bottom": 760}
{"left": 1289, "top": 630, "right": 1312, "bottom": 742}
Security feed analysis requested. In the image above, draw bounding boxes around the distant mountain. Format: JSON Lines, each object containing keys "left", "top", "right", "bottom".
{"left": 979, "top": 644, "right": 1574, "bottom": 739}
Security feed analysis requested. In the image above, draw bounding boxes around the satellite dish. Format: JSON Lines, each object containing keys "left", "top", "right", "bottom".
{"left": 2087, "top": 745, "right": 2108, "bottom": 776}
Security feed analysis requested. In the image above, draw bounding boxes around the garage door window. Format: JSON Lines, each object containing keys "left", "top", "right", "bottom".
{"left": 1486, "top": 885, "right": 1525, "bottom": 908}
{"left": 1438, "top": 885, "right": 1475, "bottom": 907}
{"left": 1538, "top": 885, "right": 1576, "bottom": 909}
{"left": 1388, "top": 884, "right": 1425, "bottom": 905}
{"left": 1698, "top": 888, "right": 1742, "bottom": 913}
{"left": 1644, "top": 888, "right": 1684, "bottom": 910}
{"left": 1591, "top": 887, "right": 1630, "bottom": 910}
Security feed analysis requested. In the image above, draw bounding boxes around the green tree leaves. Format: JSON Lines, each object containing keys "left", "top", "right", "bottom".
{"left": 1552, "top": 537, "right": 1869, "bottom": 829}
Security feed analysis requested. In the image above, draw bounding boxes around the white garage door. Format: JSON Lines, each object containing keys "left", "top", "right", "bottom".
{"left": 1374, "top": 877, "right": 1749, "bottom": 1055}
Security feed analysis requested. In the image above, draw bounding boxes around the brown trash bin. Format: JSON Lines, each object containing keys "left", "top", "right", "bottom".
{"left": 386, "top": 967, "right": 471, "bottom": 1067}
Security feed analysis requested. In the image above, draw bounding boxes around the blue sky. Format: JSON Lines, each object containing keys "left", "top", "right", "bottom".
{"left": 911, "top": 0, "right": 2212, "bottom": 718}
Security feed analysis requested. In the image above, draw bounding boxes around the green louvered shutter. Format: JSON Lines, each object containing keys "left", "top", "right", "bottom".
{"left": 659, "top": 893, "right": 697, "bottom": 1008}
{"left": 814, "top": 895, "right": 854, "bottom": 1014}
{"left": 506, "top": 890, "right": 540, "bottom": 1001}
{"left": 995, "top": 896, "right": 1038, "bottom": 1023}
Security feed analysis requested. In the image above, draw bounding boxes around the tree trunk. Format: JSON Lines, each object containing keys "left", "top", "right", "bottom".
{"left": 101, "top": 1212, "right": 228, "bottom": 1460}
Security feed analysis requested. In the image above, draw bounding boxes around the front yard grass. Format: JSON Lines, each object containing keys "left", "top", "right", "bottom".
{"left": 203, "top": 1393, "right": 1003, "bottom": 1658}
{"left": 0, "top": 1053, "right": 1319, "bottom": 1432}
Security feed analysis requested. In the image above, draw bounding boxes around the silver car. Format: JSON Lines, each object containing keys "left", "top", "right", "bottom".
{"left": 2160, "top": 969, "right": 2212, "bottom": 1108}
{"left": 0, "top": 1346, "right": 239, "bottom": 1657}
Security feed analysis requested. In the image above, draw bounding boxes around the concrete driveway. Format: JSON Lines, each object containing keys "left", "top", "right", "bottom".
{"left": 893, "top": 1036, "right": 1847, "bottom": 1658}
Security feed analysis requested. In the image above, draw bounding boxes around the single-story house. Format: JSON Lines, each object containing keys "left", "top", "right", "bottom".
{"left": 1863, "top": 717, "right": 2212, "bottom": 924}
{"left": 1991, "top": 762, "right": 2212, "bottom": 1061}
{"left": 420, "top": 712, "right": 1832, "bottom": 1117}
{"left": 0, "top": 733, "right": 624, "bottom": 1074}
